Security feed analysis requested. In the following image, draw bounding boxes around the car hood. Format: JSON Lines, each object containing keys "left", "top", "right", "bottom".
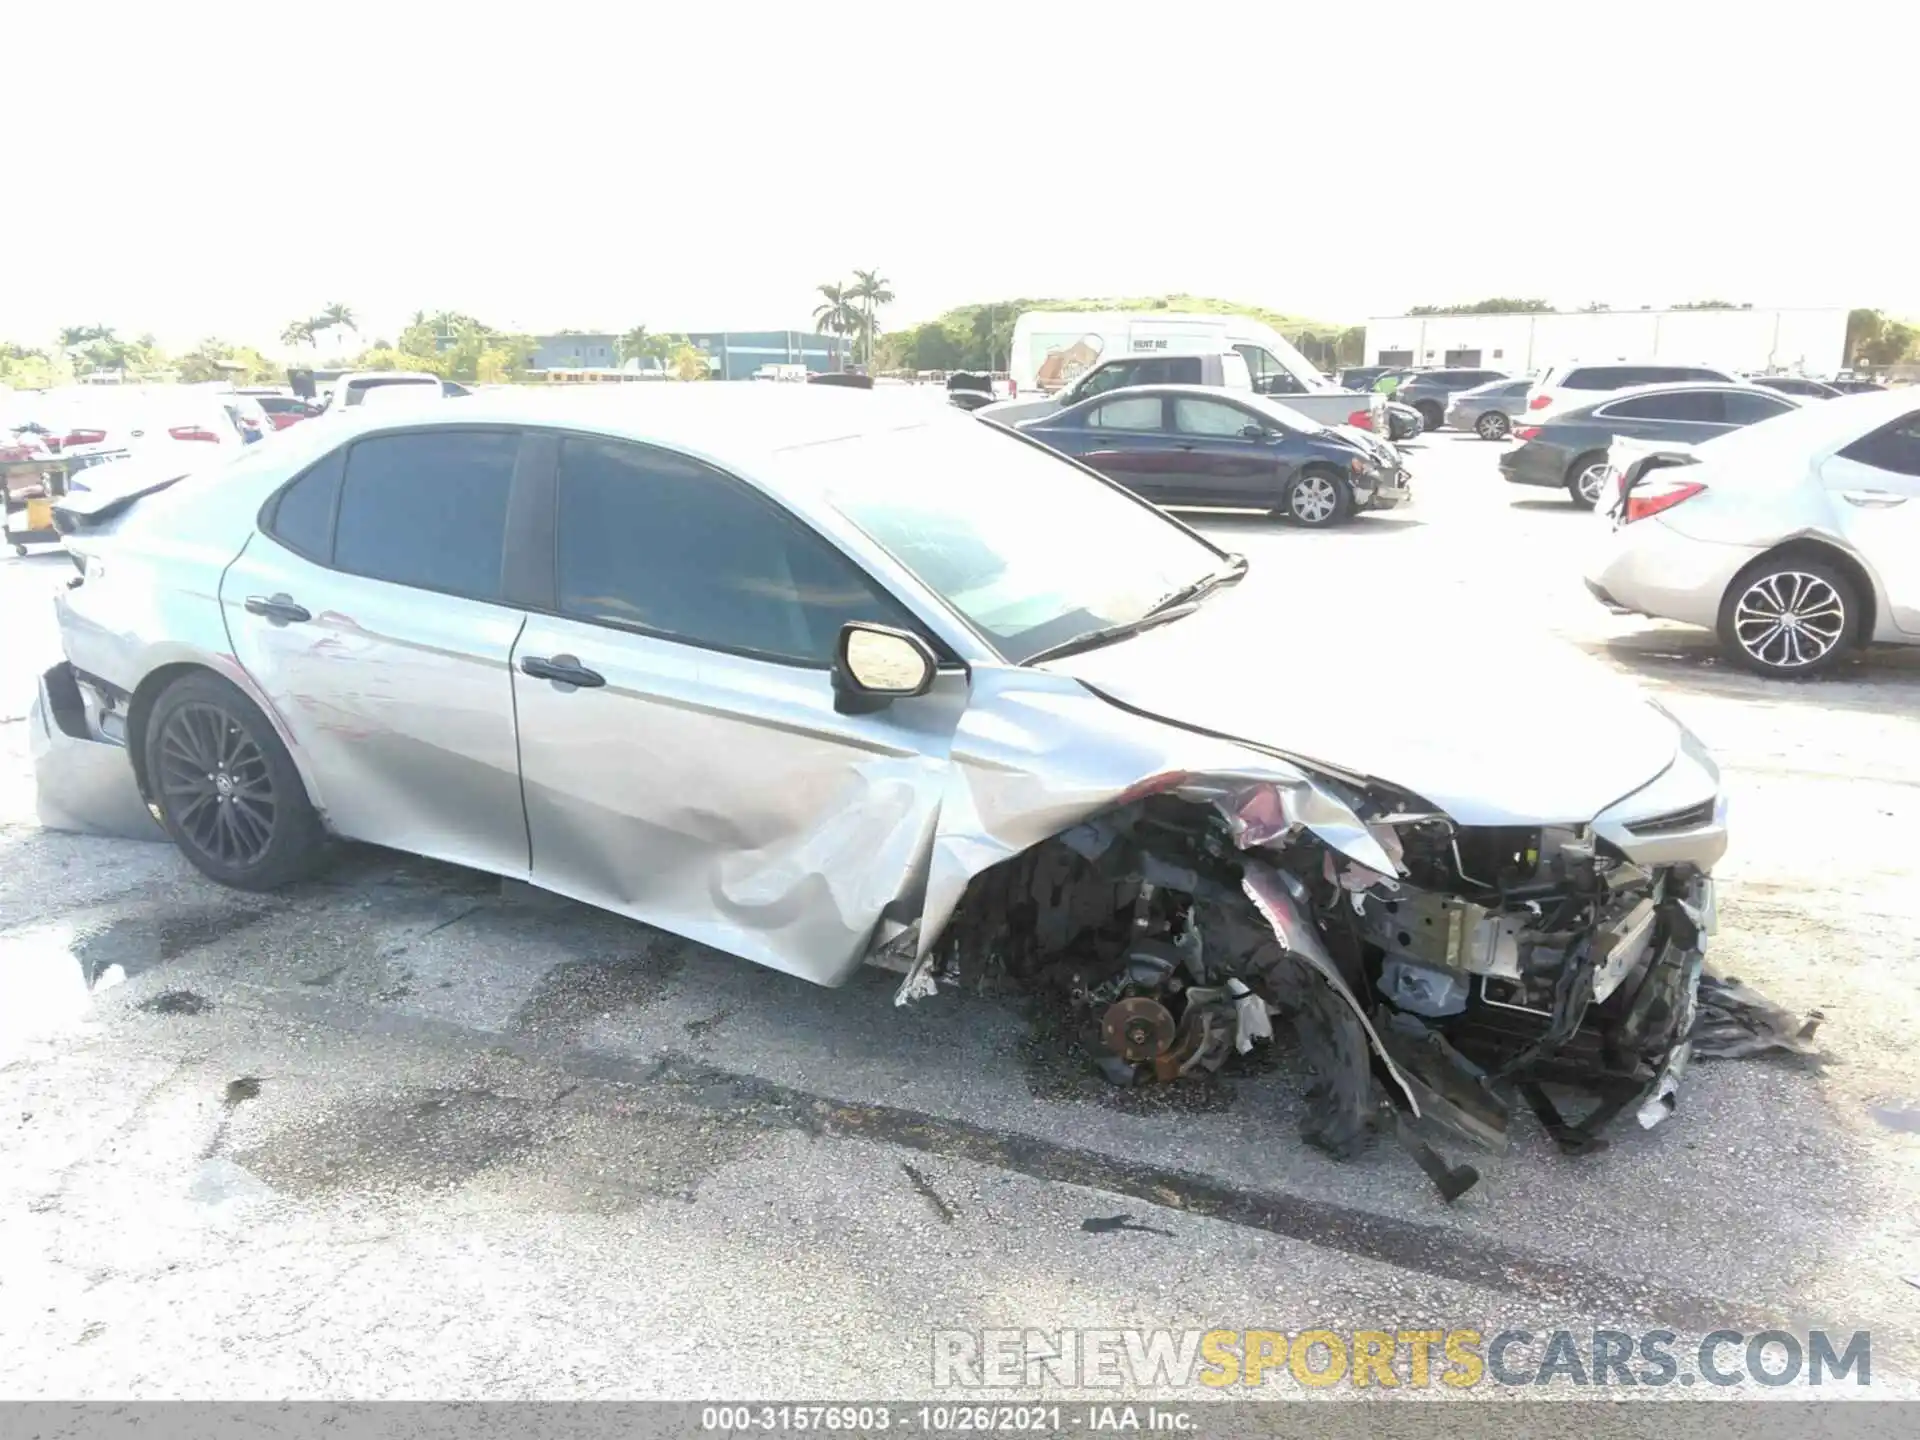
{"left": 1039, "top": 581, "right": 1681, "bottom": 825}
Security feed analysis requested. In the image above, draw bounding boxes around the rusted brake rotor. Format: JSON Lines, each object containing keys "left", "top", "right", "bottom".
{"left": 1101, "top": 996, "right": 1176, "bottom": 1062}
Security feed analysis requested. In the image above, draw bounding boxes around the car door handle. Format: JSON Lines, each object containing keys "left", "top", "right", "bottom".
{"left": 244, "top": 593, "right": 310, "bottom": 625}
{"left": 1839, "top": 489, "right": 1909, "bottom": 508}
{"left": 1176, "top": 442, "right": 1197, "bottom": 451}
{"left": 519, "top": 653, "right": 606, "bottom": 688}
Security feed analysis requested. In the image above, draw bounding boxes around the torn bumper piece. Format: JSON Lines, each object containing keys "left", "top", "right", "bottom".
{"left": 902, "top": 745, "right": 1814, "bottom": 1201}
{"left": 28, "top": 663, "right": 162, "bottom": 842}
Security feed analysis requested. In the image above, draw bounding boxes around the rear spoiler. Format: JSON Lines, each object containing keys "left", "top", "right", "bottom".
{"left": 51, "top": 464, "right": 192, "bottom": 534}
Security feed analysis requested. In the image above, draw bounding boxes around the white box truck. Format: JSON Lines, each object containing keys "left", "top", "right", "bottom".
{"left": 988, "top": 310, "right": 1384, "bottom": 432}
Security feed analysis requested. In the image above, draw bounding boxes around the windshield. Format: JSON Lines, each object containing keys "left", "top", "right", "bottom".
{"left": 781, "top": 418, "right": 1226, "bottom": 664}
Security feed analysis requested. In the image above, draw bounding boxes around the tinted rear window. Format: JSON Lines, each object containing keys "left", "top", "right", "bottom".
{"left": 1565, "top": 365, "right": 1728, "bottom": 389}
{"left": 345, "top": 377, "right": 438, "bottom": 406}
{"left": 265, "top": 449, "right": 345, "bottom": 560}
{"left": 333, "top": 430, "right": 517, "bottom": 599}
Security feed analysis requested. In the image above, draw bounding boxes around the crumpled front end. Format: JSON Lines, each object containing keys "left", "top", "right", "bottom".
{"left": 897, "top": 670, "right": 1813, "bottom": 1200}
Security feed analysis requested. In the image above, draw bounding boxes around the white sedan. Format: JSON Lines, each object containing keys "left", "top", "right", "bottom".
{"left": 1584, "top": 388, "right": 1920, "bottom": 677}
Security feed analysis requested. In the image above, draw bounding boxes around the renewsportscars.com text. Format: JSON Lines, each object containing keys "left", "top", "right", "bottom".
{"left": 932, "top": 1328, "right": 1871, "bottom": 1391}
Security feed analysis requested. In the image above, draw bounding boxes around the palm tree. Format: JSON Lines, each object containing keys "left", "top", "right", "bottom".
{"left": 618, "top": 325, "right": 652, "bottom": 366}
{"left": 281, "top": 319, "right": 316, "bottom": 350}
{"left": 848, "top": 269, "right": 895, "bottom": 366}
{"left": 319, "top": 302, "right": 358, "bottom": 338}
{"left": 813, "top": 283, "right": 862, "bottom": 370}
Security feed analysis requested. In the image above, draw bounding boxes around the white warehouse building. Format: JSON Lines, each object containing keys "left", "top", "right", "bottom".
{"left": 1362, "top": 307, "right": 1849, "bottom": 378}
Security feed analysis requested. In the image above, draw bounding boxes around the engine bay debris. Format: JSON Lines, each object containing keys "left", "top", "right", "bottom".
{"left": 902, "top": 772, "right": 1818, "bottom": 1203}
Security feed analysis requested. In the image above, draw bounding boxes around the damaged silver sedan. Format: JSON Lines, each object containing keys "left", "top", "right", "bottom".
{"left": 34, "top": 386, "right": 1786, "bottom": 1197}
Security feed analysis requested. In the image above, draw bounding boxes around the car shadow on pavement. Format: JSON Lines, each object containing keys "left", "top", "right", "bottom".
{"left": 1508, "top": 499, "right": 1587, "bottom": 513}
{"left": 1596, "top": 627, "right": 1920, "bottom": 711}
{"left": 1182, "top": 511, "right": 1426, "bottom": 535}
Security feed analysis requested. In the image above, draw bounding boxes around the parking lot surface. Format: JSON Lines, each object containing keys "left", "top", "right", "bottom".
{"left": 3, "top": 430, "right": 1917, "bottom": 1401}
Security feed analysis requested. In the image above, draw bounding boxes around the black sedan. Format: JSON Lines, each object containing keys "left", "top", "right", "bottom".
{"left": 1015, "top": 385, "right": 1407, "bottom": 527}
{"left": 1497, "top": 382, "right": 1801, "bottom": 507}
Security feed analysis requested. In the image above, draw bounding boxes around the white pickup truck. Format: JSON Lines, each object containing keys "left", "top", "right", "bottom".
{"left": 317, "top": 371, "right": 466, "bottom": 414}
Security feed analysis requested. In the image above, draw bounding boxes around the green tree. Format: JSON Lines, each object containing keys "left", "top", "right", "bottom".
{"left": 897, "top": 321, "right": 964, "bottom": 372}
{"left": 0, "top": 341, "right": 56, "bottom": 388}
{"left": 812, "top": 282, "right": 860, "bottom": 356}
{"left": 1858, "top": 320, "right": 1918, "bottom": 369}
{"left": 848, "top": 269, "right": 895, "bottom": 366}
{"left": 176, "top": 339, "right": 282, "bottom": 385}
{"left": 1408, "top": 298, "right": 1553, "bottom": 315}
{"left": 1672, "top": 300, "right": 1741, "bottom": 310}
{"left": 318, "top": 302, "right": 358, "bottom": 337}
{"left": 669, "top": 340, "right": 710, "bottom": 381}
{"left": 1846, "top": 309, "right": 1887, "bottom": 367}
{"left": 281, "top": 319, "right": 317, "bottom": 351}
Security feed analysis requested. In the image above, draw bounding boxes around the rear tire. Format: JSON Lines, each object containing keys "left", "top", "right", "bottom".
{"left": 144, "top": 672, "right": 325, "bottom": 890}
{"left": 1282, "top": 467, "right": 1353, "bottom": 527}
{"left": 1475, "top": 411, "right": 1510, "bottom": 440}
{"left": 1716, "top": 555, "right": 1859, "bottom": 678}
{"left": 1565, "top": 452, "right": 1608, "bottom": 508}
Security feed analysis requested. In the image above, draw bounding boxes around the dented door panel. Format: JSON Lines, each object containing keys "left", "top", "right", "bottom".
{"left": 512, "top": 614, "right": 966, "bottom": 986}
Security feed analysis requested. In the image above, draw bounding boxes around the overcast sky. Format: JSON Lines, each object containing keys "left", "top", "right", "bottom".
{"left": 6, "top": 1, "right": 1911, "bottom": 355}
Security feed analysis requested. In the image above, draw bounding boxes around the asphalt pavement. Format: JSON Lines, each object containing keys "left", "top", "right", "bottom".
{"left": 2, "top": 429, "right": 1917, "bottom": 1403}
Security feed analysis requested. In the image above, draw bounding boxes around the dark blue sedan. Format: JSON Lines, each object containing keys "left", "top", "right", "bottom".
{"left": 1014, "top": 385, "right": 1407, "bottom": 527}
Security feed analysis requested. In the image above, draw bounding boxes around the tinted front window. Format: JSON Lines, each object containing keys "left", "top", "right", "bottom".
{"left": 1078, "top": 363, "right": 1134, "bottom": 399}
{"left": 265, "top": 449, "right": 344, "bottom": 561}
{"left": 1173, "top": 398, "right": 1255, "bottom": 436}
{"left": 1602, "top": 391, "right": 1725, "bottom": 422}
{"left": 333, "top": 430, "right": 515, "bottom": 599}
{"left": 1090, "top": 397, "right": 1164, "bottom": 431}
{"left": 555, "top": 437, "right": 911, "bottom": 664}
{"left": 1238, "top": 346, "right": 1307, "bottom": 395}
{"left": 1840, "top": 411, "right": 1920, "bottom": 477}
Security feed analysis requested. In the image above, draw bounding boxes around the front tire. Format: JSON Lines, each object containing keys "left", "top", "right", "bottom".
{"left": 1716, "top": 556, "right": 1859, "bottom": 678}
{"left": 144, "top": 672, "right": 325, "bottom": 890}
{"left": 1566, "top": 452, "right": 1608, "bottom": 508}
{"left": 1475, "top": 411, "right": 1510, "bottom": 440}
{"left": 1283, "top": 468, "right": 1353, "bottom": 527}
{"left": 1414, "top": 400, "right": 1443, "bottom": 431}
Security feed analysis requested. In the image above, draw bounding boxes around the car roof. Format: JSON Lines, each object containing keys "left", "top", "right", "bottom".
{"left": 1556, "top": 380, "right": 1801, "bottom": 417}
{"left": 323, "top": 382, "right": 976, "bottom": 471}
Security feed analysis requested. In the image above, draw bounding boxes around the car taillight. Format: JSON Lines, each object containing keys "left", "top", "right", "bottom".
{"left": 1514, "top": 426, "right": 1541, "bottom": 441}
{"left": 168, "top": 426, "right": 221, "bottom": 442}
{"left": 1346, "top": 408, "right": 1375, "bottom": 430}
{"left": 1625, "top": 481, "right": 1707, "bottom": 524}
{"left": 64, "top": 429, "right": 107, "bottom": 446}
{"left": 1527, "top": 394, "right": 1552, "bottom": 410}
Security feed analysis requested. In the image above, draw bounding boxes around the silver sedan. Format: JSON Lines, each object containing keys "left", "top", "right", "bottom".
{"left": 34, "top": 386, "right": 1747, "bottom": 1193}
{"left": 1445, "top": 377, "right": 1534, "bottom": 440}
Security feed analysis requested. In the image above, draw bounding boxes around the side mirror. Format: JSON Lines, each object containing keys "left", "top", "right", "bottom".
{"left": 833, "top": 622, "right": 938, "bottom": 714}
{"left": 1239, "top": 424, "right": 1267, "bottom": 441}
